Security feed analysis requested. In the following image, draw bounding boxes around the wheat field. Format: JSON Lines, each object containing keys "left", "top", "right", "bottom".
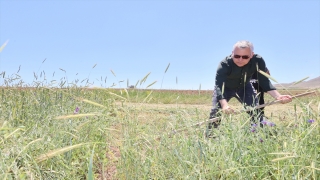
{"left": 0, "top": 80, "right": 319, "bottom": 179}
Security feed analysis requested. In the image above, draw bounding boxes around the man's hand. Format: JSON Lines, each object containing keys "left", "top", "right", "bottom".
{"left": 221, "top": 106, "right": 235, "bottom": 114}
{"left": 219, "top": 99, "right": 236, "bottom": 114}
{"left": 276, "top": 95, "right": 292, "bottom": 104}
{"left": 268, "top": 90, "right": 292, "bottom": 104}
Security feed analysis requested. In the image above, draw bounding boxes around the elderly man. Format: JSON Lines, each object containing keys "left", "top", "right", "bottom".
{"left": 207, "top": 40, "right": 292, "bottom": 136}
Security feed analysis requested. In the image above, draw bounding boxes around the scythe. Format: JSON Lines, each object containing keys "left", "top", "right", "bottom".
{"left": 171, "top": 91, "right": 316, "bottom": 134}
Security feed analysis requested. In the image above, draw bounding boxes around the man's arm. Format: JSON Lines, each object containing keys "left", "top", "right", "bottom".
{"left": 215, "top": 60, "right": 229, "bottom": 101}
{"left": 215, "top": 58, "right": 235, "bottom": 114}
{"left": 267, "top": 90, "right": 292, "bottom": 104}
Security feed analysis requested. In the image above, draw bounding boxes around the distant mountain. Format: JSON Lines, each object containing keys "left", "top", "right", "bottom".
{"left": 274, "top": 76, "right": 320, "bottom": 89}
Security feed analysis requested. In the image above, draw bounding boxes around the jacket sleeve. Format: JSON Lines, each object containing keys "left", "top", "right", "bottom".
{"left": 215, "top": 59, "right": 230, "bottom": 100}
{"left": 256, "top": 57, "right": 276, "bottom": 91}
{"left": 265, "top": 67, "right": 270, "bottom": 75}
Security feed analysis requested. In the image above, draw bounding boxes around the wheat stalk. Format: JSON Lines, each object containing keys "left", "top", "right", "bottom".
{"left": 269, "top": 152, "right": 294, "bottom": 155}
{"left": 160, "top": 63, "right": 170, "bottom": 89}
{"left": 110, "top": 69, "right": 116, "bottom": 77}
{"left": 140, "top": 72, "right": 151, "bottom": 85}
{"left": 288, "top": 76, "right": 309, "bottom": 87}
{"left": 222, "top": 82, "right": 225, "bottom": 95}
{"left": 143, "top": 91, "right": 153, "bottom": 103}
{"left": 0, "top": 40, "right": 9, "bottom": 52}
{"left": 271, "top": 156, "right": 295, "bottom": 162}
{"left": 258, "top": 70, "right": 278, "bottom": 83}
{"left": 36, "top": 143, "right": 88, "bottom": 163}
{"left": 146, "top": 81, "right": 157, "bottom": 89}
{"left": 108, "top": 91, "right": 127, "bottom": 101}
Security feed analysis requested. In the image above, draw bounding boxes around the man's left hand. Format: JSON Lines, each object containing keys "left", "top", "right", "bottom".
{"left": 276, "top": 95, "right": 292, "bottom": 104}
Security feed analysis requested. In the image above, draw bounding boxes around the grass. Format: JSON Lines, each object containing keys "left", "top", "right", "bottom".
{"left": 0, "top": 73, "right": 319, "bottom": 179}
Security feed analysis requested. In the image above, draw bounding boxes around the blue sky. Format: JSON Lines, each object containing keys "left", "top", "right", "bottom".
{"left": 0, "top": 0, "right": 319, "bottom": 90}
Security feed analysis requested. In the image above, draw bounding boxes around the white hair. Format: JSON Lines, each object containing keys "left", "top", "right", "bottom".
{"left": 233, "top": 40, "right": 254, "bottom": 52}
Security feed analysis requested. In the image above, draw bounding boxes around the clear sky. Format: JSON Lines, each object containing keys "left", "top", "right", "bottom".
{"left": 1, "top": 0, "right": 319, "bottom": 90}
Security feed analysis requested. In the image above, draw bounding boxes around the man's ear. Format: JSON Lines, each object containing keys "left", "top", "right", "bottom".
{"left": 251, "top": 51, "right": 254, "bottom": 58}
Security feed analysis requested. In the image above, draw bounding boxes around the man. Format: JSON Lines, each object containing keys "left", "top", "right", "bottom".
{"left": 207, "top": 40, "right": 292, "bottom": 135}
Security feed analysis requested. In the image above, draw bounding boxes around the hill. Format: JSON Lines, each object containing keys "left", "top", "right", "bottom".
{"left": 274, "top": 76, "right": 320, "bottom": 89}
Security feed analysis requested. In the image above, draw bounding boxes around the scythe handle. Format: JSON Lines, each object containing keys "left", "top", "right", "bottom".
{"left": 242, "top": 91, "right": 316, "bottom": 113}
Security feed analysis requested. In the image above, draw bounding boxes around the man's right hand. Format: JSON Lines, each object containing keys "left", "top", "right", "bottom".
{"left": 219, "top": 99, "right": 235, "bottom": 114}
{"left": 222, "top": 106, "right": 235, "bottom": 114}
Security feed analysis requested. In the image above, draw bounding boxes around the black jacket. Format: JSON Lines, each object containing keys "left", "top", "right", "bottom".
{"left": 215, "top": 54, "right": 276, "bottom": 100}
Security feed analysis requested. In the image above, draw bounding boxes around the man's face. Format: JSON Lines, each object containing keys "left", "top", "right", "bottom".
{"left": 232, "top": 47, "right": 253, "bottom": 67}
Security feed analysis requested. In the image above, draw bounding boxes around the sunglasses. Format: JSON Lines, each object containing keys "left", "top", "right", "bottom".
{"left": 233, "top": 55, "right": 250, "bottom": 59}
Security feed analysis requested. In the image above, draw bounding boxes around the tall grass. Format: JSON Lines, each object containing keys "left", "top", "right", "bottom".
{"left": 0, "top": 70, "right": 319, "bottom": 179}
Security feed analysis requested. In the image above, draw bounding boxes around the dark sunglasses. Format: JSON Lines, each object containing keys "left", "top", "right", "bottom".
{"left": 233, "top": 55, "right": 250, "bottom": 59}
